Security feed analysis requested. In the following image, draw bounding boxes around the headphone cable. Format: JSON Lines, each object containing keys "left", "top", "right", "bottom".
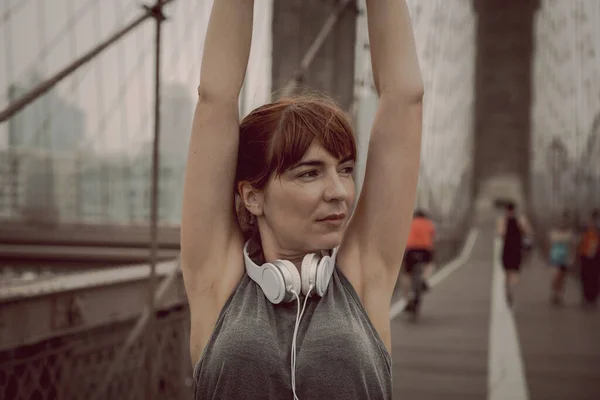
{"left": 290, "top": 285, "right": 313, "bottom": 400}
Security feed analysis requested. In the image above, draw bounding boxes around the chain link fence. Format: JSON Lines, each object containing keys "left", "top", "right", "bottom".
{"left": 0, "top": 305, "right": 193, "bottom": 400}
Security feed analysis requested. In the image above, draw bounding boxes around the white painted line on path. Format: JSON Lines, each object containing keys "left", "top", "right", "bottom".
{"left": 488, "top": 238, "right": 529, "bottom": 400}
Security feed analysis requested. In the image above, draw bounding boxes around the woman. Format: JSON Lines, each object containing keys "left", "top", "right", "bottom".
{"left": 578, "top": 210, "right": 599, "bottom": 308}
{"left": 547, "top": 212, "right": 574, "bottom": 306}
{"left": 496, "top": 201, "right": 533, "bottom": 307}
{"left": 180, "top": 1, "right": 423, "bottom": 399}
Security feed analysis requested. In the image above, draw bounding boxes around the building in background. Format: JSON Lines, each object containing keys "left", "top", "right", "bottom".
{"left": 76, "top": 81, "right": 195, "bottom": 225}
{"left": 133, "top": 81, "right": 194, "bottom": 225}
{"left": 8, "top": 71, "right": 85, "bottom": 152}
{"left": 2, "top": 77, "right": 197, "bottom": 226}
{"left": 5, "top": 71, "right": 86, "bottom": 223}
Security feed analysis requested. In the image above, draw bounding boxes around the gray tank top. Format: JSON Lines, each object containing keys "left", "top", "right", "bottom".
{"left": 192, "top": 247, "right": 392, "bottom": 399}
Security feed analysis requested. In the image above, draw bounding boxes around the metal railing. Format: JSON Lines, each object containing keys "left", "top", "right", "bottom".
{"left": 0, "top": 306, "right": 192, "bottom": 400}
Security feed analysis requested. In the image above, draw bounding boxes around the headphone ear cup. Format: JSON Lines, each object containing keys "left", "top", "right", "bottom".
{"left": 301, "top": 253, "right": 319, "bottom": 296}
{"left": 273, "top": 260, "right": 302, "bottom": 302}
{"left": 315, "top": 255, "right": 334, "bottom": 296}
{"left": 257, "top": 263, "right": 289, "bottom": 304}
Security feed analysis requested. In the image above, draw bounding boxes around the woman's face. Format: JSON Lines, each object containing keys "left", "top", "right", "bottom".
{"left": 259, "top": 140, "right": 356, "bottom": 253}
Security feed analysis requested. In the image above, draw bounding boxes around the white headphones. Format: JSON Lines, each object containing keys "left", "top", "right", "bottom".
{"left": 243, "top": 240, "right": 338, "bottom": 304}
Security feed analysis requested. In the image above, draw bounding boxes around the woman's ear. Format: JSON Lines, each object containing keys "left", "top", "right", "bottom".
{"left": 238, "top": 181, "right": 263, "bottom": 217}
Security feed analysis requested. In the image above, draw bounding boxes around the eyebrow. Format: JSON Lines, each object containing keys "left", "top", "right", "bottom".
{"left": 290, "top": 155, "right": 355, "bottom": 170}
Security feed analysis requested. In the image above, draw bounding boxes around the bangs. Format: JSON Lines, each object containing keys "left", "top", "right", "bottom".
{"left": 268, "top": 99, "right": 357, "bottom": 177}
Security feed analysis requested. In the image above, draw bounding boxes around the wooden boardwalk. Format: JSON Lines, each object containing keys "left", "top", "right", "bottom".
{"left": 390, "top": 221, "right": 600, "bottom": 400}
{"left": 515, "top": 253, "right": 600, "bottom": 400}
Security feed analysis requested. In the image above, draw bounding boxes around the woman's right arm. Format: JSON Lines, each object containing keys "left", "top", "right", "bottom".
{"left": 181, "top": 0, "right": 254, "bottom": 283}
{"left": 496, "top": 217, "right": 505, "bottom": 237}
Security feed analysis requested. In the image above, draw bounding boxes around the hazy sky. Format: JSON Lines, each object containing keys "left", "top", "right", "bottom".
{"left": 0, "top": 0, "right": 272, "bottom": 154}
{"left": 1, "top": 0, "right": 598, "bottom": 169}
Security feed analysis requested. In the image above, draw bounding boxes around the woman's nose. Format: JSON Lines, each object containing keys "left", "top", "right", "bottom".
{"left": 323, "top": 173, "right": 348, "bottom": 202}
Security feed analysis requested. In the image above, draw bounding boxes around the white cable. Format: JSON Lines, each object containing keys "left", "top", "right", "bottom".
{"left": 290, "top": 290, "right": 301, "bottom": 400}
{"left": 290, "top": 284, "right": 313, "bottom": 400}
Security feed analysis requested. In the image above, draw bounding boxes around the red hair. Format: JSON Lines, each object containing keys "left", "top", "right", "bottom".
{"left": 235, "top": 95, "right": 357, "bottom": 237}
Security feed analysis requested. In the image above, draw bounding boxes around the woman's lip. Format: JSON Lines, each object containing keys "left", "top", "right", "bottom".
{"left": 319, "top": 218, "right": 345, "bottom": 227}
{"left": 320, "top": 214, "right": 345, "bottom": 221}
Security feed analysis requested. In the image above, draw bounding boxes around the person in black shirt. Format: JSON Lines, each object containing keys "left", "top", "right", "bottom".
{"left": 496, "top": 201, "right": 533, "bottom": 307}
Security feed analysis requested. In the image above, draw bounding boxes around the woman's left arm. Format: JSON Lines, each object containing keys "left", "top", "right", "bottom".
{"left": 519, "top": 215, "right": 534, "bottom": 237}
{"left": 341, "top": 0, "right": 423, "bottom": 279}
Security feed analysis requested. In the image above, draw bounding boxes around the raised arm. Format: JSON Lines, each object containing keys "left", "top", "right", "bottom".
{"left": 181, "top": 0, "right": 254, "bottom": 274}
{"left": 367, "top": 0, "right": 424, "bottom": 102}
{"left": 341, "top": 0, "right": 424, "bottom": 275}
{"left": 518, "top": 215, "right": 534, "bottom": 237}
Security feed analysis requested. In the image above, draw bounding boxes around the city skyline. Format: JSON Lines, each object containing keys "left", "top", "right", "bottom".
{"left": 0, "top": 78, "right": 197, "bottom": 225}
{"left": 0, "top": 0, "right": 273, "bottom": 155}
{"left": 8, "top": 71, "right": 86, "bottom": 152}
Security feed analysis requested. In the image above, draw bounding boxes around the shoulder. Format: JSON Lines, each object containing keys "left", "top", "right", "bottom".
{"left": 518, "top": 214, "right": 533, "bottom": 229}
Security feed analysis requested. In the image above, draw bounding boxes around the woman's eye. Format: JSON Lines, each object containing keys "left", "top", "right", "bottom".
{"left": 341, "top": 166, "right": 355, "bottom": 175}
{"left": 299, "top": 170, "right": 318, "bottom": 178}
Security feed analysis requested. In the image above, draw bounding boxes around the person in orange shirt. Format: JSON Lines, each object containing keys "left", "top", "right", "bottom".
{"left": 578, "top": 209, "right": 599, "bottom": 308}
{"left": 400, "top": 209, "right": 436, "bottom": 312}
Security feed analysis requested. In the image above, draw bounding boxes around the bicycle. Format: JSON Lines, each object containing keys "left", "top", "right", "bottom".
{"left": 404, "top": 261, "right": 427, "bottom": 320}
{"left": 401, "top": 250, "right": 431, "bottom": 321}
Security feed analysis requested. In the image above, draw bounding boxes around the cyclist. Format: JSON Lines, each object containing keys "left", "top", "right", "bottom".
{"left": 401, "top": 209, "right": 436, "bottom": 315}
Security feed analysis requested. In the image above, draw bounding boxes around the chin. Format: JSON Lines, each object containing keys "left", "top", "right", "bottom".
{"left": 314, "top": 230, "right": 344, "bottom": 251}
